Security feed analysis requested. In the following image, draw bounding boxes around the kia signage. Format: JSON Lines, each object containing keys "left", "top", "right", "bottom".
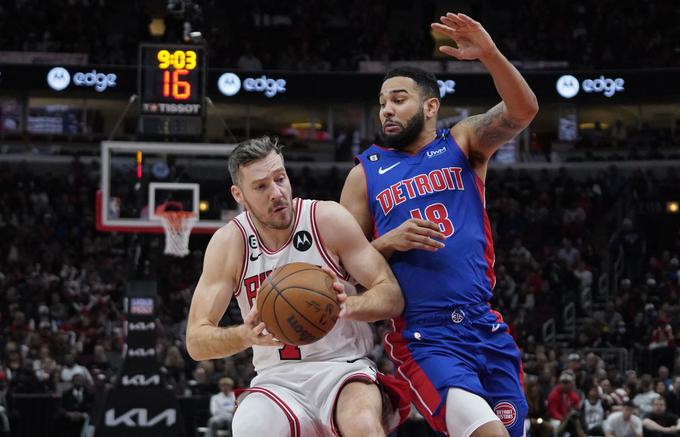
{"left": 556, "top": 74, "right": 625, "bottom": 99}
{"left": 96, "top": 281, "right": 185, "bottom": 437}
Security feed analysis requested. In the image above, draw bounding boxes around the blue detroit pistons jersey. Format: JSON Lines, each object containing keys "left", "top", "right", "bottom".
{"left": 356, "top": 130, "right": 496, "bottom": 322}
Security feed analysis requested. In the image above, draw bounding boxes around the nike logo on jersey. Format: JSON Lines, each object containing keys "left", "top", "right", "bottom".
{"left": 249, "top": 253, "right": 262, "bottom": 261}
{"left": 378, "top": 162, "right": 400, "bottom": 174}
{"left": 491, "top": 323, "right": 501, "bottom": 332}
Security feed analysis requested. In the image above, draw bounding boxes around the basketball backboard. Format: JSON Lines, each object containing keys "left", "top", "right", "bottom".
{"left": 97, "top": 141, "right": 238, "bottom": 234}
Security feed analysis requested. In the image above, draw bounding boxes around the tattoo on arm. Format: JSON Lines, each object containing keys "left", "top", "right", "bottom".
{"left": 464, "top": 102, "right": 525, "bottom": 160}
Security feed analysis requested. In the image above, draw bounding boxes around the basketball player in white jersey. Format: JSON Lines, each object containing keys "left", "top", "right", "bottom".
{"left": 186, "top": 136, "right": 408, "bottom": 437}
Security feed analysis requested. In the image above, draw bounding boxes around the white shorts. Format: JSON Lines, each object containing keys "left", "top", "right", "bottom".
{"left": 235, "top": 358, "right": 406, "bottom": 436}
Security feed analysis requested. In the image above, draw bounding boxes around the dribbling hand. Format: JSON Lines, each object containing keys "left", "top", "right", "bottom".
{"left": 242, "top": 305, "right": 280, "bottom": 347}
{"left": 383, "top": 218, "right": 446, "bottom": 253}
{"left": 431, "top": 13, "right": 497, "bottom": 61}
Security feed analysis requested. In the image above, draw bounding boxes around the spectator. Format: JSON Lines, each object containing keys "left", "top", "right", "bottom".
{"left": 0, "top": 374, "right": 9, "bottom": 437}
{"left": 666, "top": 377, "right": 680, "bottom": 417}
{"left": 635, "top": 375, "right": 662, "bottom": 416}
{"left": 605, "top": 400, "right": 643, "bottom": 437}
{"left": 206, "top": 377, "right": 236, "bottom": 437}
{"left": 642, "top": 397, "right": 680, "bottom": 437}
{"left": 548, "top": 371, "right": 583, "bottom": 436}
{"left": 59, "top": 353, "right": 94, "bottom": 386}
{"left": 161, "top": 345, "right": 186, "bottom": 392}
{"left": 582, "top": 385, "right": 610, "bottom": 436}
{"left": 56, "top": 374, "right": 94, "bottom": 437}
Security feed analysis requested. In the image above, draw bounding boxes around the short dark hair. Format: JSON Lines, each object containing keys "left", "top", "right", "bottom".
{"left": 228, "top": 135, "right": 283, "bottom": 185}
{"left": 383, "top": 67, "right": 440, "bottom": 101}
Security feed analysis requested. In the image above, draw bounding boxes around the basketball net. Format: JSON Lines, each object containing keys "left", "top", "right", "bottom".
{"left": 160, "top": 211, "right": 197, "bottom": 257}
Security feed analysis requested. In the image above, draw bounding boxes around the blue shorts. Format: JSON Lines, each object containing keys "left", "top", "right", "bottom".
{"left": 384, "top": 303, "right": 527, "bottom": 437}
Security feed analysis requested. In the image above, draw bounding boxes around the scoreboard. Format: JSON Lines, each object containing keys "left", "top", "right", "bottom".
{"left": 138, "top": 44, "right": 206, "bottom": 137}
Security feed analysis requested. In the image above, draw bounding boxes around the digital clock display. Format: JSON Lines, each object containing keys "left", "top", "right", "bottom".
{"left": 138, "top": 44, "right": 205, "bottom": 117}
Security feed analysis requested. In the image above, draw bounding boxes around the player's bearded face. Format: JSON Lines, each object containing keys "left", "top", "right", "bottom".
{"left": 238, "top": 153, "right": 294, "bottom": 231}
{"left": 244, "top": 192, "right": 293, "bottom": 230}
{"left": 380, "top": 106, "right": 425, "bottom": 150}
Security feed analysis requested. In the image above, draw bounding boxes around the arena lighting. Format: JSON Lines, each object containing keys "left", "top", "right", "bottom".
{"left": 667, "top": 201, "right": 679, "bottom": 214}
{"left": 199, "top": 200, "right": 209, "bottom": 212}
{"left": 291, "top": 122, "right": 322, "bottom": 129}
{"left": 148, "top": 18, "right": 166, "bottom": 37}
{"left": 579, "top": 122, "right": 610, "bottom": 130}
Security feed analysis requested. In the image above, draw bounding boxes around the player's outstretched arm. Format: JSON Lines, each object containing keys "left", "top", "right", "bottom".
{"left": 186, "top": 224, "right": 278, "bottom": 361}
{"left": 315, "top": 201, "right": 404, "bottom": 321}
{"left": 340, "top": 165, "right": 445, "bottom": 259}
{"left": 433, "top": 13, "right": 538, "bottom": 165}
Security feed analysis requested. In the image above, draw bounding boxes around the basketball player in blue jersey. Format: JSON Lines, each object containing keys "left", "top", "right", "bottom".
{"left": 341, "top": 12, "right": 538, "bottom": 437}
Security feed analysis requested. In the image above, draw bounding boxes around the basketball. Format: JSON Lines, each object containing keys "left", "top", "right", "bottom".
{"left": 256, "top": 262, "right": 340, "bottom": 346}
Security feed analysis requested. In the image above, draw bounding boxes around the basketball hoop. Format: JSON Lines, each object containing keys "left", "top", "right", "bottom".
{"left": 160, "top": 211, "right": 197, "bottom": 257}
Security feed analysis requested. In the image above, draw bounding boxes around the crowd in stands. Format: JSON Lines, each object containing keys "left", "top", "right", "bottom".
{"left": 0, "top": 156, "right": 678, "bottom": 436}
{"left": 1, "top": 0, "right": 678, "bottom": 70}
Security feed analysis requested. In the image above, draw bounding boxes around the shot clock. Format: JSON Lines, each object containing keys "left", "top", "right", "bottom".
{"left": 138, "top": 44, "right": 206, "bottom": 137}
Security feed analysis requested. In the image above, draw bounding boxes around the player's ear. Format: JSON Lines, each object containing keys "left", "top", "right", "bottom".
{"left": 231, "top": 184, "right": 244, "bottom": 205}
{"left": 424, "top": 97, "right": 440, "bottom": 119}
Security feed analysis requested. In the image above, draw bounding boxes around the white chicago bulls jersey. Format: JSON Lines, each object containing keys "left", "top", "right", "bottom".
{"left": 231, "top": 198, "right": 373, "bottom": 373}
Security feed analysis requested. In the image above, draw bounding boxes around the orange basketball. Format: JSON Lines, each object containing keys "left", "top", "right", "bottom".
{"left": 256, "top": 262, "right": 340, "bottom": 346}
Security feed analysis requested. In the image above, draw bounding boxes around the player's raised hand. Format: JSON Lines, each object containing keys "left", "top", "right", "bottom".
{"left": 431, "top": 13, "right": 497, "bottom": 61}
{"left": 242, "top": 305, "right": 280, "bottom": 347}
{"left": 383, "top": 218, "right": 446, "bottom": 253}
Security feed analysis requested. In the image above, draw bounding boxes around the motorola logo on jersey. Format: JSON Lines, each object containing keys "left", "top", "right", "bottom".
{"left": 293, "top": 230, "right": 312, "bottom": 252}
{"left": 556, "top": 75, "right": 579, "bottom": 99}
{"left": 494, "top": 401, "right": 517, "bottom": 427}
{"left": 47, "top": 67, "right": 70, "bottom": 91}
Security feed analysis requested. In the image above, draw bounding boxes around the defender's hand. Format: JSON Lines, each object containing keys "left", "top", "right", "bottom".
{"left": 431, "top": 13, "right": 497, "bottom": 61}
{"left": 383, "top": 218, "right": 446, "bottom": 253}
{"left": 242, "top": 305, "right": 279, "bottom": 347}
